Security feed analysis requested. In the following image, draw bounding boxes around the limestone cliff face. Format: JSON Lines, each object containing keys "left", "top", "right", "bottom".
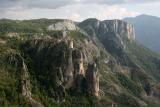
{"left": 101, "top": 20, "right": 135, "bottom": 41}
{"left": 79, "top": 19, "right": 136, "bottom": 66}
{"left": 79, "top": 19, "right": 135, "bottom": 41}
{"left": 47, "top": 20, "right": 79, "bottom": 31}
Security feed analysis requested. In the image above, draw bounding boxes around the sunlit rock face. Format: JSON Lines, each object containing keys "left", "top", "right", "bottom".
{"left": 100, "top": 20, "right": 135, "bottom": 41}
{"left": 47, "top": 20, "right": 79, "bottom": 31}
{"left": 79, "top": 19, "right": 135, "bottom": 41}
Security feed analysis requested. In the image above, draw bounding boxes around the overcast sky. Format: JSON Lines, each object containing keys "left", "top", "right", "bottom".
{"left": 0, "top": 0, "right": 160, "bottom": 21}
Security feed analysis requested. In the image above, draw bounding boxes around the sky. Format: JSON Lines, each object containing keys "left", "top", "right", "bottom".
{"left": 0, "top": 0, "right": 160, "bottom": 21}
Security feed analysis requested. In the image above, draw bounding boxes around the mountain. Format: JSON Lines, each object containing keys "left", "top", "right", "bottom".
{"left": 0, "top": 18, "right": 160, "bottom": 107}
{"left": 124, "top": 14, "right": 160, "bottom": 53}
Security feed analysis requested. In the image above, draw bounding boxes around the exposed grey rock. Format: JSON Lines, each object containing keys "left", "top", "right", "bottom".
{"left": 101, "top": 20, "right": 135, "bottom": 41}
{"left": 21, "top": 60, "right": 31, "bottom": 98}
{"left": 79, "top": 19, "right": 135, "bottom": 41}
{"left": 47, "top": 20, "right": 79, "bottom": 31}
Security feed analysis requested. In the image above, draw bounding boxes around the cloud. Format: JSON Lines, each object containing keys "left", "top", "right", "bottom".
{"left": 0, "top": 0, "right": 159, "bottom": 20}
{"left": 0, "top": 4, "right": 139, "bottom": 21}
{"left": 22, "top": 0, "right": 160, "bottom": 9}
{"left": 25, "top": 0, "right": 75, "bottom": 9}
{"left": 0, "top": 0, "right": 160, "bottom": 9}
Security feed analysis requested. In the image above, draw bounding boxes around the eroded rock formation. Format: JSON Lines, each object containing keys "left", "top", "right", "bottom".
{"left": 20, "top": 60, "right": 31, "bottom": 98}
{"left": 73, "top": 49, "right": 85, "bottom": 76}
{"left": 64, "top": 40, "right": 74, "bottom": 89}
{"left": 86, "top": 61, "right": 99, "bottom": 97}
{"left": 63, "top": 40, "right": 99, "bottom": 96}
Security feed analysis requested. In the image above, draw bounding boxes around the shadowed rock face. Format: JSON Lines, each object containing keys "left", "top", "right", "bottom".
{"left": 8, "top": 53, "right": 31, "bottom": 98}
{"left": 73, "top": 49, "right": 85, "bottom": 76}
{"left": 86, "top": 62, "right": 99, "bottom": 97}
{"left": 7, "top": 53, "right": 44, "bottom": 107}
{"left": 64, "top": 40, "right": 74, "bottom": 89}
{"left": 21, "top": 38, "right": 100, "bottom": 99}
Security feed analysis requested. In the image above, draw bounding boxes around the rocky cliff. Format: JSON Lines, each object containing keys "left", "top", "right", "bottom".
{"left": 101, "top": 20, "right": 135, "bottom": 41}
{"left": 79, "top": 19, "right": 137, "bottom": 66}
{"left": 79, "top": 18, "right": 135, "bottom": 41}
{"left": 86, "top": 60, "right": 99, "bottom": 97}
{"left": 47, "top": 20, "right": 79, "bottom": 31}
{"left": 0, "top": 18, "right": 160, "bottom": 107}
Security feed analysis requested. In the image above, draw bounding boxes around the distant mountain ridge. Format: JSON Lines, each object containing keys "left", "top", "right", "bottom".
{"left": 124, "top": 14, "right": 160, "bottom": 53}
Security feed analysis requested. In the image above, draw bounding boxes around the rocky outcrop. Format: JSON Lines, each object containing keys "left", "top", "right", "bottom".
{"left": 79, "top": 19, "right": 135, "bottom": 41}
{"left": 63, "top": 40, "right": 86, "bottom": 90}
{"left": 86, "top": 60, "right": 99, "bottom": 97}
{"left": 64, "top": 40, "right": 74, "bottom": 89}
{"left": 73, "top": 49, "right": 85, "bottom": 76}
{"left": 79, "top": 19, "right": 136, "bottom": 66}
{"left": 72, "top": 49, "right": 85, "bottom": 91}
{"left": 20, "top": 60, "right": 31, "bottom": 98}
{"left": 22, "top": 37, "right": 100, "bottom": 100}
{"left": 101, "top": 20, "right": 135, "bottom": 41}
{"left": 62, "top": 40, "right": 99, "bottom": 96}
{"left": 47, "top": 20, "right": 79, "bottom": 31}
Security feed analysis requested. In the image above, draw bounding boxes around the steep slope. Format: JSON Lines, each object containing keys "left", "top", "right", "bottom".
{"left": 0, "top": 19, "right": 160, "bottom": 107}
{"left": 124, "top": 14, "right": 160, "bottom": 53}
{"left": 79, "top": 18, "right": 160, "bottom": 106}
